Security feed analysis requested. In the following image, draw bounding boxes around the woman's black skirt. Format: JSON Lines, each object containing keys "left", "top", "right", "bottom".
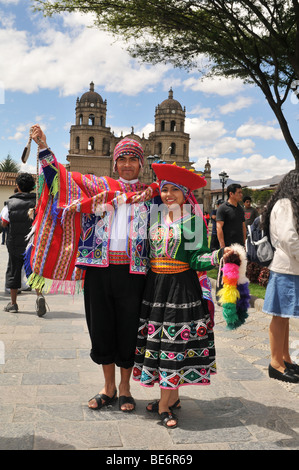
{"left": 133, "top": 269, "right": 216, "bottom": 390}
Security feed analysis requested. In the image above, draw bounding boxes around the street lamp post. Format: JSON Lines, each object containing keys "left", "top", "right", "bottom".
{"left": 219, "top": 170, "right": 229, "bottom": 200}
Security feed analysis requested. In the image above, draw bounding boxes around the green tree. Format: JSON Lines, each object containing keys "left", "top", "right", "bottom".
{"left": 0, "top": 154, "right": 20, "bottom": 173}
{"left": 254, "top": 189, "right": 274, "bottom": 206}
{"left": 33, "top": 0, "right": 299, "bottom": 169}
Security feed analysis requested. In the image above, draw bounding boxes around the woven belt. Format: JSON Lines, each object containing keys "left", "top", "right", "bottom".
{"left": 150, "top": 258, "right": 190, "bottom": 274}
{"left": 109, "top": 251, "right": 130, "bottom": 265}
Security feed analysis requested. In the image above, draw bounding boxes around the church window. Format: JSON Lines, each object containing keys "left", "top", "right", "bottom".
{"left": 161, "top": 121, "right": 165, "bottom": 131}
{"left": 76, "top": 136, "right": 80, "bottom": 150}
{"left": 170, "top": 120, "right": 176, "bottom": 131}
{"left": 170, "top": 143, "right": 176, "bottom": 155}
{"left": 89, "top": 114, "right": 95, "bottom": 126}
{"left": 79, "top": 114, "right": 83, "bottom": 125}
{"left": 88, "top": 137, "right": 95, "bottom": 150}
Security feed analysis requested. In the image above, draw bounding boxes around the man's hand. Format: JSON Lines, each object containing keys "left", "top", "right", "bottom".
{"left": 31, "top": 124, "right": 47, "bottom": 149}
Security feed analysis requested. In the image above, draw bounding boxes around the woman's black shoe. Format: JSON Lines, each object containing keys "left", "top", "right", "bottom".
{"left": 284, "top": 361, "right": 299, "bottom": 376}
{"left": 268, "top": 364, "right": 299, "bottom": 383}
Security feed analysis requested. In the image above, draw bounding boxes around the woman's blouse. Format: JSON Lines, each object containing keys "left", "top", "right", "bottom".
{"left": 149, "top": 211, "right": 221, "bottom": 272}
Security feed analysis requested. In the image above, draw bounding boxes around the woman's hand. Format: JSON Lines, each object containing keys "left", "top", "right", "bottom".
{"left": 223, "top": 247, "right": 234, "bottom": 262}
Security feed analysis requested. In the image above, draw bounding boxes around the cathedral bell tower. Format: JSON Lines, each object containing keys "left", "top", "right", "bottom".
{"left": 150, "top": 88, "right": 190, "bottom": 165}
{"left": 66, "top": 82, "right": 112, "bottom": 176}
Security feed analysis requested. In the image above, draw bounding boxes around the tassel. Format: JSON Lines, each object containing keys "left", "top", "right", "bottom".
{"left": 222, "top": 303, "right": 242, "bottom": 330}
{"left": 50, "top": 173, "right": 59, "bottom": 197}
{"left": 23, "top": 244, "right": 33, "bottom": 278}
{"left": 27, "top": 272, "right": 46, "bottom": 291}
{"left": 218, "top": 283, "right": 240, "bottom": 304}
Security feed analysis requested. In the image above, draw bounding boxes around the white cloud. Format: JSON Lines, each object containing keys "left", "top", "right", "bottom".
{"left": 183, "top": 115, "right": 293, "bottom": 182}
{"left": 0, "top": 9, "right": 15, "bottom": 28}
{"left": 183, "top": 76, "right": 246, "bottom": 96}
{"left": 198, "top": 137, "right": 255, "bottom": 158}
{"left": 187, "top": 104, "right": 213, "bottom": 119}
{"left": 236, "top": 119, "right": 284, "bottom": 140}
{"left": 20, "top": 162, "right": 36, "bottom": 174}
{"left": 0, "top": 12, "right": 170, "bottom": 97}
{"left": 8, "top": 121, "right": 47, "bottom": 142}
{"left": 185, "top": 117, "right": 227, "bottom": 143}
{"left": 185, "top": 116, "right": 255, "bottom": 161}
{"left": 0, "top": 0, "right": 20, "bottom": 4}
{"left": 218, "top": 96, "right": 254, "bottom": 114}
{"left": 198, "top": 154, "right": 295, "bottom": 182}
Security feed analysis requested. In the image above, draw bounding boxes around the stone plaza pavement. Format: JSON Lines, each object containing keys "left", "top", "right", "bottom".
{"left": 0, "top": 244, "right": 298, "bottom": 452}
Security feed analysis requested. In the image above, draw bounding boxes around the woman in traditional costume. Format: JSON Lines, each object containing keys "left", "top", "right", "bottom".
{"left": 133, "top": 163, "right": 233, "bottom": 428}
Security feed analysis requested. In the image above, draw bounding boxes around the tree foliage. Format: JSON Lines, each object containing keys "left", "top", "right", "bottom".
{"left": 32, "top": 0, "right": 299, "bottom": 168}
{"left": 0, "top": 154, "right": 20, "bottom": 173}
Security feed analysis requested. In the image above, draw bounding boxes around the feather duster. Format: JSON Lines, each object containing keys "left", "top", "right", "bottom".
{"left": 218, "top": 244, "right": 250, "bottom": 329}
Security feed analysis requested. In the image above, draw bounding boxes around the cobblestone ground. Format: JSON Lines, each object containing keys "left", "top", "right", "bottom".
{"left": 0, "top": 245, "right": 298, "bottom": 451}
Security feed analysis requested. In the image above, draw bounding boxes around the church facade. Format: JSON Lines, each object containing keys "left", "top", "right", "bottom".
{"left": 66, "top": 82, "right": 211, "bottom": 211}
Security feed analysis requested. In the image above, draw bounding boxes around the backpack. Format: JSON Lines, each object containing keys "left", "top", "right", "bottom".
{"left": 246, "top": 216, "right": 274, "bottom": 267}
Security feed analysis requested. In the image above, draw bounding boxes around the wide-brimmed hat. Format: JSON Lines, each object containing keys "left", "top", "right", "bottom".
{"left": 152, "top": 162, "right": 207, "bottom": 191}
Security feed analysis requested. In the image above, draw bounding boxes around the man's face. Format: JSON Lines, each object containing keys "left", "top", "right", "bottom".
{"left": 116, "top": 154, "right": 140, "bottom": 180}
{"left": 244, "top": 199, "right": 251, "bottom": 208}
{"left": 230, "top": 188, "right": 243, "bottom": 203}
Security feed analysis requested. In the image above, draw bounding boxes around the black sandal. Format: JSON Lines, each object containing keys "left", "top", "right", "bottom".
{"left": 119, "top": 395, "right": 136, "bottom": 412}
{"left": 88, "top": 389, "right": 117, "bottom": 410}
{"left": 146, "top": 399, "right": 181, "bottom": 413}
{"left": 159, "top": 411, "right": 178, "bottom": 429}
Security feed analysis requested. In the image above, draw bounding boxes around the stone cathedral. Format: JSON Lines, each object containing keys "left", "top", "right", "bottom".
{"left": 66, "top": 82, "right": 211, "bottom": 210}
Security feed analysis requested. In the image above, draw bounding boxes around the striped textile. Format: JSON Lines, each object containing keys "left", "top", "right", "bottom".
{"left": 150, "top": 258, "right": 190, "bottom": 274}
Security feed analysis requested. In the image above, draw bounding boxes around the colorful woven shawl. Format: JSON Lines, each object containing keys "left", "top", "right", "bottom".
{"left": 25, "top": 160, "right": 157, "bottom": 294}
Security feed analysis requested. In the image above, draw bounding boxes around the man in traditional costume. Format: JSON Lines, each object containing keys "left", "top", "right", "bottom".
{"left": 27, "top": 125, "right": 158, "bottom": 412}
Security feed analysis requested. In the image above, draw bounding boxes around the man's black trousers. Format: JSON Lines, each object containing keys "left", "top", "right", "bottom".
{"left": 83, "top": 265, "right": 146, "bottom": 369}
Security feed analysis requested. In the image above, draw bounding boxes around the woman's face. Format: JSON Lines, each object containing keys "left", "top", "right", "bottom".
{"left": 160, "top": 184, "right": 185, "bottom": 208}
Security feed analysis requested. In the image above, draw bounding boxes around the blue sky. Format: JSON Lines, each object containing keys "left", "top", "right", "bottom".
{"left": 0, "top": 0, "right": 298, "bottom": 183}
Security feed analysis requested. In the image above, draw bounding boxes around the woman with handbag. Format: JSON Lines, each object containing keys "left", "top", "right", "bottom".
{"left": 262, "top": 170, "right": 299, "bottom": 383}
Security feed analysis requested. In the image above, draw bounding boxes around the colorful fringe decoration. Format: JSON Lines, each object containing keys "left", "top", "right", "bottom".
{"left": 217, "top": 244, "right": 250, "bottom": 329}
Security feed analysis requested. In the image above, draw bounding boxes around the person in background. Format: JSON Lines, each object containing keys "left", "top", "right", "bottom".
{"left": 0, "top": 201, "right": 8, "bottom": 244}
{"left": 215, "top": 185, "right": 246, "bottom": 304}
{"left": 210, "top": 199, "right": 224, "bottom": 250}
{"left": 204, "top": 211, "right": 210, "bottom": 223}
{"left": 2, "top": 173, "right": 46, "bottom": 316}
{"left": 216, "top": 184, "right": 246, "bottom": 248}
{"left": 243, "top": 195, "right": 259, "bottom": 229}
{"left": 261, "top": 170, "right": 299, "bottom": 383}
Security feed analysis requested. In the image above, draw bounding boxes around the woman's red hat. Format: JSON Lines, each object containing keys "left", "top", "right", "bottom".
{"left": 152, "top": 162, "right": 207, "bottom": 191}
